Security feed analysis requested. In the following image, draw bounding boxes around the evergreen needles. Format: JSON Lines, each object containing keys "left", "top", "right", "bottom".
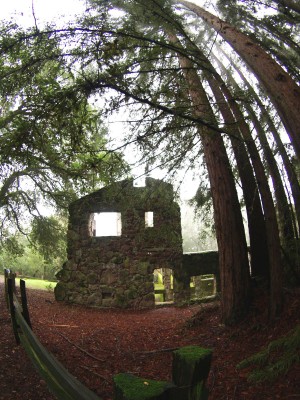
{"left": 237, "top": 324, "right": 300, "bottom": 382}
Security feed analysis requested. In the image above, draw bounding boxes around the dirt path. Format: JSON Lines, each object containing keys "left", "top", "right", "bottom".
{"left": 1, "top": 283, "right": 299, "bottom": 399}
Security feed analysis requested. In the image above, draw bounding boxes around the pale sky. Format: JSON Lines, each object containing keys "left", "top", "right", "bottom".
{"left": 2, "top": 0, "right": 207, "bottom": 26}
{"left": 2, "top": 0, "right": 86, "bottom": 27}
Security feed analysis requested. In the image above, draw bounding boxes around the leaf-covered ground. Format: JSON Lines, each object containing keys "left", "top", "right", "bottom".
{"left": 0, "top": 280, "right": 299, "bottom": 400}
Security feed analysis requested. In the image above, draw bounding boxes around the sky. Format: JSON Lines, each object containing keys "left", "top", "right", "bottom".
{"left": 2, "top": 0, "right": 86, "bottom": 26}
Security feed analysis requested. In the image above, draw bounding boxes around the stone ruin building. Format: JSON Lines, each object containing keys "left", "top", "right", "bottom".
{"left": 55, "top": 178, "right": 187, "bottom": 308}
{"left": 55, "top": 177, "right": 220, "bottom": 308}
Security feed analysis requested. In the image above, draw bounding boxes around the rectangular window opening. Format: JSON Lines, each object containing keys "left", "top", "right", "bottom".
{"left": 93, "top": 212, "right": 122, "bottom": 236}
{"left": 145, "top": 211, "right": 154, "bottom": 228}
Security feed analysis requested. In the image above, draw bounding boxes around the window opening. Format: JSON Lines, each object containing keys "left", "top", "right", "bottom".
{"left": 190, "top": 275, "right": 215, "bottom": 299}
{"left": 93, "top": 212, "right": 122, "bottom": 236}
{"left": 145, "top": 211, "right": 154, "bottom": 227}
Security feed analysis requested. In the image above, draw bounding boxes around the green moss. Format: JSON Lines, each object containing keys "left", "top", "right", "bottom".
{"left": 125, "top": 288, "right": 138, "bottom": 299}
{"left": 111, "top": 254, "right": 124, "bottom": 264}
{"left": 138, "top": 262, "right": 149, "bottom": 275}
{"left": 174, "top": 346, "right": 212, "bottom": 363}
{"left": 124, "top": 257, "right": 131, "bottom": 268}
{"left": 114, "top": 373, "right": 173, "bottom": 400}
{"left": 54, "top": 283, "right": 66, "bottom": 301}
{"left": 115, "top": 294, "right": 128, "bottom": 307}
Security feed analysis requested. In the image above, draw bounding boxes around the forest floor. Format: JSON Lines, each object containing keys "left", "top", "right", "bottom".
{"left": 0, "top": 280, "right": 299, "bottom": 400}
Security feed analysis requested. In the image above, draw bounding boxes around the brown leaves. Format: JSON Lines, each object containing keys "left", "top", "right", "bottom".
{"left": 0, "top": 284, "right": 299, "bottom": 399}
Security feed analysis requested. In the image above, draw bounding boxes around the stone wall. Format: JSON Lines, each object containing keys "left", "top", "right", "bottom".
{"left": 182, "top": 251, "right": 220, "bottom": 292}
{"left": 55, "top": 178, "right": 183, "bottom": 308}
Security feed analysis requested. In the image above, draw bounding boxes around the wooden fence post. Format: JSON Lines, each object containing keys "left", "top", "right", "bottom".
{"left": 4, "top": 269, "right": 10, "bottom": 309}
{"left": 113, "top": 346, "right": 213, "bottom": 400}
{"left": 20, "top": 279, "right": 32, "bottom": 329}
{"left": 7, "top": 278, "right": 20, "bottom": 344}
{"left": 172, "top": 346, "right": 212, "bottom": 400}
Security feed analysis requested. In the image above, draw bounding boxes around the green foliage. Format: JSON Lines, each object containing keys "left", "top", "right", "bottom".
{"left": 1, "top": 234, "right": 25, "bottom": 257}
{"left": 0, "top": 20, "right": 128, "bottom": 235}
{"left": 237, "top": 325, "right": 300, "bottom": 382}
{"left": 188, "top": 181, "right": 216, "bottom": 245}
{"left": 0, "top": 238, "right": 46, "bottom": 277}
{"left": 0, "top": 215, "right": 68, "bottom": 280}
{"left": 29, "top": 216, "right": 67, "bottom": 264}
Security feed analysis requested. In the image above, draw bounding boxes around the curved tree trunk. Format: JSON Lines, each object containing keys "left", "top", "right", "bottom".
{"left": 275, "top": 0, "right": 300, "bottom": 14}
{"left": 168, "top": 32, "right": 251, "bottom": 325}
{"left": 178, "top": 0, "right": 300, "bottom": 159}
{"left": 196, "top": 49, "right": 283, "bottom": 316}
{"left": 207, "top": 76, "right": 269, "bottom": 279}
{"left": 221, "top": 89, "right": 283, "bottom": 318}
{"left": 248, "top": 110, "right": 295, "bottom": 243}
{"left": 207, "top": 64, "right": 283, "bottom": 315}
{"left": 215, "top": 47, "right": 300, "bottom": 236}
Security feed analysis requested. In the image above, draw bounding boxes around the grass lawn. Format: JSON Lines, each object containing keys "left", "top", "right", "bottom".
{"left": 16, "top": 278, "right": 57, "bottom": 291}
{"left": 1, "top": 275, "right": 173, "bottom": 301}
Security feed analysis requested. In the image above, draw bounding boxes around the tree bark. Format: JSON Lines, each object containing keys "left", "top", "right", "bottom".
{"left": 222, "top": 90, "right": 283, "bottom": 318}
{"left": 207, "top": 76, "right": 269, "bottom": 279}
{"left": 215, "top": 47, "right": 300, "bottom": 237}
{"left": 276, "top": 0, "right": 300, "bottom": 14}
{"left": 178, "top": 0, "right": 300, "bottom": 160}
{"left": 198, "top": 51, "right": 283, "bottom": 316}
{"left": 168, "top": 32, "right": 251, "bottom": 324}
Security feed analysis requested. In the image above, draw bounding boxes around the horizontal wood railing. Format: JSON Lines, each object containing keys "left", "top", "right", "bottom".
{"left": 4, "top": 269, "right": 102, "bottom": 400}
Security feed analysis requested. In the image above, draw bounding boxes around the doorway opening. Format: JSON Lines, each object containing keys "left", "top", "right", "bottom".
{"left": 153, "top": 268, "right": 173, "bottom": 303}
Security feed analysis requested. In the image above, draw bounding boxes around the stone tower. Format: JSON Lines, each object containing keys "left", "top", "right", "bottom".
{"left": 55, "top": 178, "right": 183, "bottom": 308}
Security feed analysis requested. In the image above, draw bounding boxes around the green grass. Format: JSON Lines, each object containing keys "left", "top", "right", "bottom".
{"left": 16, "top": 278, "right": 57, "bottom": 291}
{"left": 154, "top": 283, "right": 164, "bottom": 291}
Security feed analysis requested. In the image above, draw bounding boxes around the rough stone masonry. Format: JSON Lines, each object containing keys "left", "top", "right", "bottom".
{"left": 55, "top": 178, "right": 185, "bottom": 308}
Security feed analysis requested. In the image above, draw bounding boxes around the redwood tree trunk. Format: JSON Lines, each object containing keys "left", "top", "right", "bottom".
{"left": 276, "top": 0, "right": 300, "bottom": 14}
{"left": 207, "top": 76, "right": 269, "bottom": 279}
{"left": 201, "top": 51, "right": 283, "bottom": 316}
{"left": 215, "top": 49, "right": 300, "bottom": 236}
{"left": 179, "top": 0, "right": 300, "bottom": 160}
{"left": 168, "top": 33, "right": 251, "bottom": 324}
{"left": 222, "top": 88, "right": 283, "bottom": 318}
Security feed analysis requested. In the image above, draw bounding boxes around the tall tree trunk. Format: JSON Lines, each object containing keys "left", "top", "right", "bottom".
{"left": 246, "top": 108, "right": 300, "bottom": 284}
{"left": 275, "top": 0, "right": 300, "bottom": 14}
{"left": 215, "top": 48, "right": 300, "bottom": 236}
{"left": 207, "top": 76, "right": 269, "bottom": 279}
{"left": 193, "top": 48, "right": 283, "bottom": 316}
{"left": 178, "top": 0, "right": 300, "bottom": 160}
{"left": 168, "top": 32, "right": 251, "bottom": 324}
{"left": 248, "top": 110, "right": 295, "bottom": 242}
{"left": 205, "top": 62, "right": 283, "bottom": 316}
{"left": 220, "top": 87, "right": 283, "bottom": 318}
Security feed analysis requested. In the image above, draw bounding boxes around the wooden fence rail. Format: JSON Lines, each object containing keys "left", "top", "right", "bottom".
{"left": 4, "top": 269, "right": 102, "bottom": 400}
